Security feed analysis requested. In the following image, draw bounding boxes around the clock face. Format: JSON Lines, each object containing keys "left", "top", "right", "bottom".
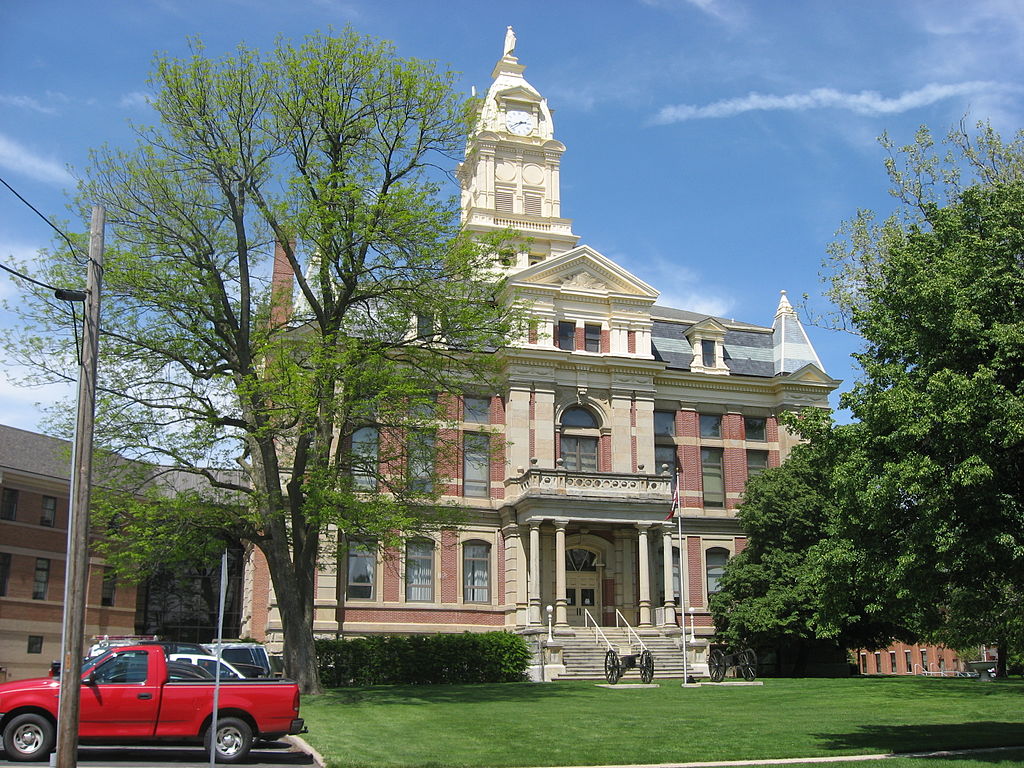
{"left": 506, "top": 109, "right": 535, "bottom": 136}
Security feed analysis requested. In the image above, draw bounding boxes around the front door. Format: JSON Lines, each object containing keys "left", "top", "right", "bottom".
{"left": 565, "top": 548, "right": 601, "bottom": 626}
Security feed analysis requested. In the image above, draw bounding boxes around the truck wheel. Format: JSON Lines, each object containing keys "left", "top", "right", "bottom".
{"left": 3, "top": 713, "right": 56, "bottom": 761}
{"left": 207, "top": 716, "right": 253, "bottom": 763}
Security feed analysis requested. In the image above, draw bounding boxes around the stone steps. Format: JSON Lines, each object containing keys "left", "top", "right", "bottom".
{"left": 557, "top": 628, "right": 691, "bottom": 681}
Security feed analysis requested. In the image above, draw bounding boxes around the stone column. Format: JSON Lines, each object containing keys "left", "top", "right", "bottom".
{"left": 529, "top": 521, "right": 542, "bottom": 625}
{"left": 554, "top": 520, "right": 568, "bottom": 628}
{"left": 637, "top": 523, "right": 653, "bottom": 627}
{"left": 662, "top": 526, "right": 676, "bottom": 627}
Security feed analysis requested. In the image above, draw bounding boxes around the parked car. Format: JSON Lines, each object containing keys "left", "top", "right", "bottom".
{"left": 169, "top": 654, "right": 248, "bottom": 680}
{"left": 0, "top": 645, "right": 303, "bottom": 763}
{"left": 206, "top": 641, "right": 275, "bottom": 677}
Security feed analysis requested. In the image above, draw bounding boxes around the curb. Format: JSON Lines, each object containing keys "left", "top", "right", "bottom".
{"left": 284, "top": 734, "right": 327, "bottom": 767}
{"left": 516, "top": 744, "right": 1024, "bottom": 768}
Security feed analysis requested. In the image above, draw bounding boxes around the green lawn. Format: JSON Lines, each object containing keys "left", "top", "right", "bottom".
{"left": 300, "top": 677, "right": 1024, "bottom": 768}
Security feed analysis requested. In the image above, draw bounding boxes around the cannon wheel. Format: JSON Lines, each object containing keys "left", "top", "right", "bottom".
{"left": 708, "top": 648, "right": 726, "bottom": 682}
{"left": 639, "top": 649, "right": 654, "bottom": 684}
{"left": 738, "top": 648, "right": 758, "bottom": 681}
{"left": 604, "top": 649, "right": 622, "bottom": 684}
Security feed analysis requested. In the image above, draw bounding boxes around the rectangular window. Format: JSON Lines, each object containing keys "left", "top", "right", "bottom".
{"left": 701, "top": 447, "right": 725, "bottom": 506}
{"left": 904, "top": 649, "right": 912, "bottom": 672}
{"left": 416, "top": 313, "right": 434, "bottom": 338}
{"left": 101, "top": 566, "right": 116, "bottom": 607}
{"left": 463, "top": 396, "right": 490, "bottom": 424}
{"left": 351, "top": 427, "right": 379, "bottom": 490}
{"left": 557, "top": 321, "right": 576, "bottom": 351}
{"left": 744, "top": 416, "right": 766, "bottom": 441}
{"left": 874, "top": 651, "right": 882, "bottom": 673}
{"left": 0, "top": 552, "right": 9, "bottom": 596}
{"left": 655, "top": 445, "right": 678, "bottom": 475}
{"left": 1, "top": 488, "right": 18, "bottom": 520}
{"left": 346, "top": 541, "right": 376, "bottom": 600}
{"left": 920, "top": 649, "right": 928, "bottom": 671}
{"left": 523, "top": 192, "right": 543, "bottom": 216}
{"left": 699, "top": 414, "right": 721, "bottom": 438}
{"left": 463, "top": 542, "right": 490, "bottom": 603}
{"left": 584, "top": 323, "right": 601, "bottom": 353}
{"left": 701, "top": 339, "right": 716, "bottom": 367}
{"left": 40, "top": 495, "right": 57, "bottom": 527}
{"left": 654, "top": 410, "right": 676, "bottom": 437}
{"left": 405, "top": 540, "right": 434, "bottom": 602}
{"left": 889, "top": 651, "right": 897, "bottom": 673}
{"left": 463, "top": 433, "right": 491, "bottom": 498}
{"left": 495, "top": 187, "right": 514, "bottom": 213}
{"left": 408, "top": 431, "right": 435, "bottom": 494}
{"left": 560, "top": 436, "right": 598, "bottom": 472}
{"left": 27, "top": 635, "right": 43, "bottom": 654}
{"left": 746, "top": 450, "right": 769, "bottom": 480}
{"left": 33, "top": 558, "right": 50, "bottom": 600}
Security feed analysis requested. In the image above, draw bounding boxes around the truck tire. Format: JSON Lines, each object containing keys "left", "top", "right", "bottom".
{"left": 206, "top": 716, "right": 253, "bottom": 763}
{"left": 3, "top": 712, "right": 56, "bottom": 761}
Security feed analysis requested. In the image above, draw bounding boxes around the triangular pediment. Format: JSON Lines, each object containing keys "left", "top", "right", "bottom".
{"left": 684, "top": 317, "right": 728, "bottom": 338}
{"left": 783, "top": 363, "right": 841, "bottom": 386}
{"left": 508, "top": 245, "right": 659, "bottom": 301}
{"left": 494, "top": 84, "right": 542, "bottom": 104}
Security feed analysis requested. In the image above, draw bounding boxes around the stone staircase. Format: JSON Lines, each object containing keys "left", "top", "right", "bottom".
{"left": 557, "top": 627, "right": 691, "bottom": 681}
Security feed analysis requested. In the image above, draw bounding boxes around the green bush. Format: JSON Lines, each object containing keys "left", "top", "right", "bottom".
{"left": 315, "top": 631, "right": 530, "bottom": 686}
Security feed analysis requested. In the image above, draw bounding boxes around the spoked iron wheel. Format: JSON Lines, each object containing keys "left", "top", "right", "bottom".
{"left": 708, "top": 648, "right": 727, "bottom": 682}
{"left": 604, "top": 649, "right": 622, "bottom": 684}
{"left": 639, "top": 649, "right": 655, "bottom": 684}
{"left": 738, "top": 648, "right": 758, "bottom": 681}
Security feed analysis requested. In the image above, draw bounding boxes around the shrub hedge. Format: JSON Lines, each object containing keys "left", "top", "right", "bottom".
{"left": 315, "top": 631, "right": 531, "bottom": 686}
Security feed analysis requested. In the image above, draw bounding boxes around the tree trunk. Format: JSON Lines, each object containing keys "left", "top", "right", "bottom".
{"left": 262, "top": 540, "right": 323, "bottom": 694}
{"left": 997, "top": 638, "right": 1008, "bottom": 679}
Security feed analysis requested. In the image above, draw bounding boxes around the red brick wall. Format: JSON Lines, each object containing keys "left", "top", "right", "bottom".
{"left": 529, "top": 390, "right": 536, "bottom": 459}
{"left": 438, "top": 428, "right": 460, "bottom": 495}
{"left": 382, "top": 544, "right": 401, "bottom": 602}
{"left": 677, "top": 410, "right": 701, "bottom": 506}
{"left": 723, "top": 414, "right": 745, "bottom": 509}
{"left": 600, "top": 329, "right": 610, "bottom": 353}
{"left": 687, "top": 536, "right": 703, "bottom": 607}
{"left": 440, "top": 530, "right": 458, "bottom": 603}
{"left": 343, "top": 607, "right": 504, "bottom": 626}
{"left": 496, "top": 532, "right": 505, "bottom": 605}
{"left": 490, "top": 395, "right": 505, "bottom": 425}
{"left": 735, "top": 537, "right": 747, "bottom": 555}
{"left": 490, "top": 436, "right": 505, "bottom": 500}
{"left": 627, "top": 331, "right": 636, "bottom": 354}
{"left": 575, "top": 324, "right": 585, "bottom": 351}
{"left": 630, "top": 397, "right": 638, "bottom": 472}
{"left": 599, "top": 434, "right": 611, "bottom": 472}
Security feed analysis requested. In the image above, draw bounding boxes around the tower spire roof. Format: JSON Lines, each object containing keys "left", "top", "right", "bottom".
{"left": 772, "top": 290, "right": 825, "bottom": 375}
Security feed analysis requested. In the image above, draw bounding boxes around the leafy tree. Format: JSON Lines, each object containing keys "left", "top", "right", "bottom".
{"left": 5, "top": 30, "right": 521, "bottom": 693}
{"left": 816, "top": 123, "right": 1024, "bottom": 674}
{"left": 710, "top": 411, "right": 908, "bottom": 674}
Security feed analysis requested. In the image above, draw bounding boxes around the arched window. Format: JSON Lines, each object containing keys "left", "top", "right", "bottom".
{"left": 406, "top": 539, "right": 434, "bottom": 602}
{"left": 559, "top": 407, "right": 599, "bottom": 472}
{"left": 705, "top": 547, "right": 729, "bottom": 596}
{"left": 463, "top": 540, "right": 490, "bottom": 603}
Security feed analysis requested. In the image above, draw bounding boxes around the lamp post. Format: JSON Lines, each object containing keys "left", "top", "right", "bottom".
{"left": 546, "top": 604, "right": 553, "bottom": 642}
{"left": 689, "top": 607, "right": 696, "bottom": 644}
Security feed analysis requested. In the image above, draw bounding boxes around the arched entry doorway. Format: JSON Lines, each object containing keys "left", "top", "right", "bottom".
{"left": 565, "top": 547, "right": 601, "bottom": 626}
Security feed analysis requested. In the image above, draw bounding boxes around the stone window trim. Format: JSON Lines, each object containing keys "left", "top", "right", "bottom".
{"left": 462, "top": 538, "right": 492, "bottom": 604}
{"left": 704, "top": 546, "right": 731, "bottom": 599}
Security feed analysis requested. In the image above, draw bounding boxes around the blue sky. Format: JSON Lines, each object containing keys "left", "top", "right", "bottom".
{"left": 2, "top": 0, "right": 1023, "bottom": 432}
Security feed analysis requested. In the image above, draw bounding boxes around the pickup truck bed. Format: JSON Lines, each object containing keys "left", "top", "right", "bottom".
{"left": 0, "top": 645, "right": 303, "bottom": 763}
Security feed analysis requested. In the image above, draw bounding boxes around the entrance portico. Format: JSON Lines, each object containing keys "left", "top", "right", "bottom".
{"left": 503, "top": 465, "right": 680, "bottom": 633}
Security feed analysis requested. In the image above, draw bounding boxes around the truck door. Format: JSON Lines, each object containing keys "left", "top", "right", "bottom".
{"left": 79, "top": 648, "right": 161, "bottom": 737}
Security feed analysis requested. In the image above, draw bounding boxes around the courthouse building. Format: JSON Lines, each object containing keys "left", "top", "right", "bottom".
{"left": 242, "top": 33, "right": 838, "bottom": 660}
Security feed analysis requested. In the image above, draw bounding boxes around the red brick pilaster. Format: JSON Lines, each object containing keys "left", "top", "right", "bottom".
{"left": 441, "top": 530, "right": 458, "bottom": 603}
{"left": 438, "top": 428, "right": 460, "bottom": 495}
{"left": 496, "top": 532, "right": 505, "bottom": 606}
{"left": 627, "top": 331, "right": 636, "bottom": 354}
{"left": 687, "top": 536, "right": 703, "bottom": 607}
{"left": 490, "top": 436, "right": 505, "bottom": 499}
{"left": 490, "top": 395, "right": 506, "bottom": 425}
{"left": 601, "top": 329, "right": 610, "bottom": 353}
{"left": 383, "top": 545, "right": 401, "bottom": 602}
{"left": 575, "top": 324, "right": 585, "bottom": 351}
{"left": 735, "top": 537, "right": 747, "bottom": 555}
{"left": 630, "top": 396, "right": 638, "bottom": 472}
{"left": 599, "top": 433, "right": 611, "bottom": 472}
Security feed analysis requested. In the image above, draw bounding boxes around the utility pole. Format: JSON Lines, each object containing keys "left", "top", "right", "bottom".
{"left": 53, "top": 205, "right": 104, "bottom": 768}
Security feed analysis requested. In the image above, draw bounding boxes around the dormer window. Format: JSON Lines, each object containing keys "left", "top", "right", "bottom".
{"left": 701, "top": 340, "right": 716, "bottom": 368}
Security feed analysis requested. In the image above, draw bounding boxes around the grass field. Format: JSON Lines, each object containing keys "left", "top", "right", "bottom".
{"left": 300, "top": 676, "right": 1024, "bottom": 768}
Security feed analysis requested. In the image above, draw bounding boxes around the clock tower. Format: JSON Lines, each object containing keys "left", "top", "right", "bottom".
{"left": 458, "top": 28, "right": 578, "bottom": 270}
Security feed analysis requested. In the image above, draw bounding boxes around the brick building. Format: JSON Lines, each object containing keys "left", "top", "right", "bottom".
{"left": 0, "top": 426, "right": 136, "bottom": 681}
{"left": 240, "top": 32, "right": 838, "bottom": 672}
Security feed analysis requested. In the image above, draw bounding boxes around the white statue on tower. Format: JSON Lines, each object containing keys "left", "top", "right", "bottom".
{"left": 503, "top": 26, "right": 516, "bottom": 57}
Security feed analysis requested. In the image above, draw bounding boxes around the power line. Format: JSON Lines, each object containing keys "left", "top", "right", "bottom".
{"left": 0, "top": 173, "right": 90, "bottom": 301}
{"left": 0, "top": 173, "right": 88, "bottom": 263}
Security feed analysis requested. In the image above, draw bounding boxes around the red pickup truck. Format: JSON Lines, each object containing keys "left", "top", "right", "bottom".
{"left": 0, "top": 645, "right": 304, "bottom": 763}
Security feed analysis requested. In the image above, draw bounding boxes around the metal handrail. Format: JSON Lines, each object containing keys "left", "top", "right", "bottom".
{"left": 583, "top": 609, "right": 613, "bottom": 651}
{"left": 614, "top": 609, "right": 649, "bottom": 653}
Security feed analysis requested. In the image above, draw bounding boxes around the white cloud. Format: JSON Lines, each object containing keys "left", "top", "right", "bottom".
{"left": 651, "top": 81, "right": 1019, "bottom": 125}
{"left": 0, "top": 133, "right": 74, "bottom": 186}
{"left": 0, "top": 94, "right": 57, "bottom": 115}
{"left": 118, "top": 91, "right": 153, "bottom": 109}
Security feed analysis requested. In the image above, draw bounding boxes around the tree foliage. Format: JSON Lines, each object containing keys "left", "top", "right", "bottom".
{"left": 815, "top": 122, "right": 1024, "bottom": 671}
{"left": 5, "top": 30, "right": 522, "bottom": 693}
